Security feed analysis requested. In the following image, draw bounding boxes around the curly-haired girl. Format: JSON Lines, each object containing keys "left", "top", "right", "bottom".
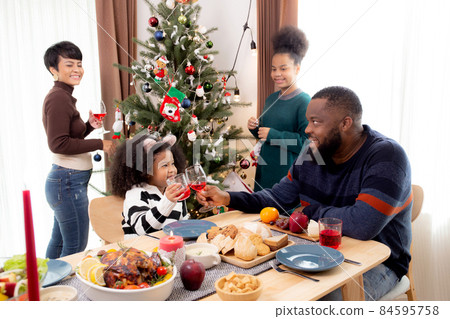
{"left": 110, "top": 133, "right": 189, "bottom": 237}
{"left": 248, "top": 26, "right": 311, "bottom": 191}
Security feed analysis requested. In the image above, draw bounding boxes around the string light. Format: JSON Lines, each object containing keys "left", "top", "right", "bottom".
{"left": 233, "top": 88, "right": 240, "bottom": 102}
{"left": 250, "top": 40, "right": 257, "bottom": 56}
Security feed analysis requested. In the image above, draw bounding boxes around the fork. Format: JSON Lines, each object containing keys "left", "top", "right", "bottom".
{"left": 270, "top": 261, "right": 319, "bottom": 282}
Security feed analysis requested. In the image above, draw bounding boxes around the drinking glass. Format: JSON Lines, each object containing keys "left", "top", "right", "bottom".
{"left": 166, "top": 173, "right": 191, "bottom": 201}
{"left": 94, "top": 100, "right": 110, "bottom": 135}
{"left": 319, "top": 217, "right": 342, "bottom": 249}
{"left": 185, "top": 164, "right": 213, "bottom": 213}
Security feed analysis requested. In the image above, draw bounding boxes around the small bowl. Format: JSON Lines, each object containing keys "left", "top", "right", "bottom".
{"left": 215, "top": 274, "right": 263, "bottom": 301}
{"left": 185, "top": 243, "right": 221, "bottom": 269}
{"left": 75, "top": 256, "right": 176, "bottom": 301}
{"left": 40, "top": 285, "right": 77, "bottom": 301}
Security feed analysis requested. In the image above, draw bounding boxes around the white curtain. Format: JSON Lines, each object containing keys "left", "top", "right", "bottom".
{"left": 299, "top": 0, "right": 450, "bottom": 300}
{"left": 0, "top": 0, "right": 105, "bottom": 258}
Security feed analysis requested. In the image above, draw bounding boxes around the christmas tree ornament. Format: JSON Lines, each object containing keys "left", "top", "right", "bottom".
{"left": 176, "top": 0, "right": 190, "bottom": 3}
{"left": 181, "top": 98, "right": 191, "bottom": 108}
{"left": 197, "top": 25, "right": 207, "bottom": 34}
{"left": 148, "top": 17, "right": 159, "bottom": 27}
{"left": 203, "top": 125, "right": 211, "bottom": 132}
{"left": 187, "top": 130, "right": 197, "bottom": 142}
{"left": 112, "top": 107, "right": 124, "bottom": 140}
{"left": 214, "top": 156, "right": 221, "bottom": 164}
{"left": 240, "top": 173, "right": 247, "bottom": 180}
{"left": 240, "top": 159, "right": 250, "bottom": 169}
{"left": 166, "top": 0, "right": 175, "bottom": 9}
{"left": 178, "top": 15, "right": 187, "bottom": 24}
{"left": 167, "top": 86, "right": 187, "bottom": 102}
{"left": 193, "top": 35, "right": 201, "bottom": 43}
{"left": 222, "top": 91, "right": 231, "bottom": 104}
{"left": 208, "top": 55, "right": 214, "bottom": 62}
{"left": 196, "top": 85, "right": 205, "bottom": 97}
{"left": 185, "top": 20, "right": 192, "bottom": 28}
{"left": 203, "top": 81, "right": 213, "bottom": 92}
{"left": 185, "top": 63, "right": 195, "bottom": 75}
{"left": 206, "top": 41, "right": 213, "bottom": 48}
{"left": 191, "top": 114, "right": 198, "bottom": 124}
{"left": 153, "top": 56, "right": 168, "bottom": 80}
{"left": 160, "top": 95, "right": 181, "bottom": 122}
{"left": 203, "top": 55, "right": 208, "bottom": 60}
{"left": 154, "top": 30, "right": 165, "bottom": 41}
{"left": 222, "top": 116, "right": 228, "bottom": 122}
{"left": 93, "top": 153, "right": 102, "bottom": 162}
{"left": 129, "top": 121, "right": 136, "bottom": 126}
{"left": 142, "top": 82, "right": 152, "bottom": 93}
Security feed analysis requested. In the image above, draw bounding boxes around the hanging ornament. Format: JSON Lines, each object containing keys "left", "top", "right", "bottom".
{"left": 176, "top": 0, "right": 190, "bottom": 3}
{"left": 203, "top": 81, "right": 213, "bottom": 92}
{"left": 160, "top": 95, "right": 181, "bottom": 122}
{"left": 154, "top": 30, "right": 165, "bottom": 41}
{"left": 166, "top": 0, "right": 175, "bottom": 9}
{"left": 112, "top": 107, "right": 123, "bottom": 140}
{"left": 214, "top": 156, "right": 221, "bottom": 164}
{"left": 148, "top": 17, "right": 158, "bottom": 27}
{"left": 185, "top": 62, "right": 195, "bottom": 75}
{"left": 142, "top": 82, "right": 152, "bottom": 93}
{"left": 222, "top": 91, "right": 231, "bottom": 104}
{"left": 203, "top": 125, "right": 211, "bottom": 133}
{"left": 222, "top": 116, "right": 228, "bottom": 122}
{"left": 93, "top": 153, "right": 102, "bottom": 162}
{"left": 191, "top": 114, "right": 198, "bottom": 124}
{"left": 186, "top": 75, "right": 195, "bottom": 87}
{"left": 206, "top": 41, "right": 213, "bottom": 48}
{"left": 240, "top": 173, "right": 247, "bottom": 180}
{"left": 203, "top": 55, "right": 208, "bottom": 60}
{"left": 187, "top": 130, "right": 197, "bottom": 142}
{"left": 240, "top": 159, "right": 250, "bottom": 169}
{"left": 196, "top": 85, "right": 205, "bottom": 97}
{"left": 181, "top": 98, "right": 191, "bottom": 108}
{"left": 185, "top": 20, "right": 192, "bottom": 28}
{"left": 193, "top": 35, "right": 201, "bottom": 43}
{"left": 178, "top": 15, "right": 187, "bottom": 24}
{"left": 153, "top": 56, "right": 169, "bottom": 80}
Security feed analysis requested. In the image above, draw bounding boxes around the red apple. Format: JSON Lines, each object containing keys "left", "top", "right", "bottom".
{"left": 289, "top": 211, "right": 309, "bottom": 233}
{"left": 4, "top": 282, "right": 16, "bottom": 298}
{"left": 180, "top": 259, "right": 205, "bottom": 291}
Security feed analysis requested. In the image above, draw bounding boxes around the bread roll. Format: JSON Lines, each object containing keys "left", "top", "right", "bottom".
{"left": 234, "top": 235, "right": 257, "bottom": 261}
{"left": 241, "top": 222, "right": 272, "bottom": 239}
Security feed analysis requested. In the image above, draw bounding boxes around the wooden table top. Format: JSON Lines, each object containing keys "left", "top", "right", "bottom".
{"left": 60, "top": 211, "right": 391, "bottom": 301}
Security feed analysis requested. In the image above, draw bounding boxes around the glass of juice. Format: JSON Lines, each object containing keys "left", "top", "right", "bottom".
{"left": 319, "top": 217, "right": 342, "bottom": 249}
{"left": 185, "top": 164, "right": 214, "bottom": 213}
{"left": 166, "top": 173, "right": 191, "bottom": 201}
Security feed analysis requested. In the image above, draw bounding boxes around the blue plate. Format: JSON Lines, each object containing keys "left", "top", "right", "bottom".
{"left": 163, "top": 220, "right": 217, "bottom": 239}
{"left": 42, "top": 259, "right": 72, "bottom": 287}
{"left": 276, "top": 245, "right": 344, "bottom": 272}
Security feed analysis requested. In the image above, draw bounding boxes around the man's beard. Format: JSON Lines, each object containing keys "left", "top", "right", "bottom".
{"left": 317, "top": 127, "right": 342, "bottom": 160}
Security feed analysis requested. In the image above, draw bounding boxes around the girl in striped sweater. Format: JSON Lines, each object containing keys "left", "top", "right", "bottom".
{"left": 110, "top": 133, "right": 189, "bottom": 238}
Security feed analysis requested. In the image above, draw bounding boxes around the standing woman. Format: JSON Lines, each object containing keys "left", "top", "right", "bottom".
{"left": 248, "top": 26, "right": 310, "bottom": 192}
{"left": 42, "top": 41, "right": 114, "bottom": 258}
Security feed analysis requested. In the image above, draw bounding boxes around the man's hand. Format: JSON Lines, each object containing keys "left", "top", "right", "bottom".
{"left": 196, "top": 185, "right": 231, "bottom": 207}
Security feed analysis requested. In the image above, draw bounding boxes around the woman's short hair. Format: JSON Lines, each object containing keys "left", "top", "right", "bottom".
{"left": 44, "top": 41, "right": 82, "bottom": 73}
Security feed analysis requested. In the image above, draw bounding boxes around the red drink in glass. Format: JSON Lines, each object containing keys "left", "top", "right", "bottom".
{"left": 319, "top": 229, "right": 341, "bottom": 249}
{"left": 190, "top": 181, "right": 206, "bottom": 192}
{"left": 93, "top": 113, "right": 106, "bottom": 120}
{"left": 178, "top": 188, "right": 191, "bottom": 201}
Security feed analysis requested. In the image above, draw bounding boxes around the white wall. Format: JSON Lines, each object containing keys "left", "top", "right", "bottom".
{"left": 136, "top": 0, "right": 258, "bottom": 184}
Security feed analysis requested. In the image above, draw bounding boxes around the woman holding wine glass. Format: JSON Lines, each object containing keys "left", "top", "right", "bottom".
{"left": 42, "top": 41, "right": 115, "bottom": 258}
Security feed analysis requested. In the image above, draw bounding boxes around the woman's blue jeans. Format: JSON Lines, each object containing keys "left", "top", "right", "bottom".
{"left": 45, "top": 164, "right": 92, "bottom": 258}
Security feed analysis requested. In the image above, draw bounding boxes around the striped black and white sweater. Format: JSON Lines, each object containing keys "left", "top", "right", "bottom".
{"left": 122, "top": 183, "right": 189, "bottom": 237}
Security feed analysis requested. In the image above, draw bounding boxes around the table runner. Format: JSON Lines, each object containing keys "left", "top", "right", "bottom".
{"left": 60, "top": 231, "right": 316, "bottom": 301}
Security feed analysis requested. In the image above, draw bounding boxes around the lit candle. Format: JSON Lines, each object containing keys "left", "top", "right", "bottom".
{"left": 159, "top": 231, "right": 184, "bottom": 252}
{"left": 23, "top": 190, "right": 40, "bottom": 301}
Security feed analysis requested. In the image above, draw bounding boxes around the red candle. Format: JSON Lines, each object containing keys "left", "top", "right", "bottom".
{"left": 23, "top": 190, "right": 40, "bottom": 301}
{"left": 159, "top": 233, "right": 184, "bottom": 252}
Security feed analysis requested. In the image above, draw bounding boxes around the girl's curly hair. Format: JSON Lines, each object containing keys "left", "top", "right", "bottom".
{"left": 109, "top": 134, "right": 186, "bottom": 198}
{"left": 272, "top": 26, "right": 309, "bottom": 65}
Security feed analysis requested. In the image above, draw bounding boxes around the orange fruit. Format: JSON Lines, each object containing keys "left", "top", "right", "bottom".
{"left": 260, "top": 207, "right": 279, "bottom": 224}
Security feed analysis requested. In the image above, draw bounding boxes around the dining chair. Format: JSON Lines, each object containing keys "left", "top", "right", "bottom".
{"left": 379, "top": 184, "right": 424, "bottom": 301}
{"left": 88, "top": 195, "right": 125, "bottom": 245}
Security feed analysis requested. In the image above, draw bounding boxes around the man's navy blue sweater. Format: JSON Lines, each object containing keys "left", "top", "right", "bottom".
{"left": 230, "top": 125, "right": 412, "bottom": 279}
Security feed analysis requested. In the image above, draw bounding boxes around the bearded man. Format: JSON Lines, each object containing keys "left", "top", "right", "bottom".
{"left": 197, "top": 86, "right": 412, "bottom": 301}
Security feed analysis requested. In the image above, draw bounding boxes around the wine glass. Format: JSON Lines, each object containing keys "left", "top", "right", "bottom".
{"left": 166, "top": 173, "right": 191, "bottom": 201}
{"left": 94, "top": 100, "right": 110, "bottom": 135}
{"left": 185, "top": 164, "right": 213, "bottom": 213}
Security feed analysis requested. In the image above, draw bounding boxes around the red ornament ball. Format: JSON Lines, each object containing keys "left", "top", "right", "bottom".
{"left": 203, "top": 55, "right": 208, "bottom": 60}
{"left": 240, "top": 159, "right": 250, "bottom": 169}
{"left": 185, "top": 65, "right": 195, "bottom": 75}
{"left": 176, "top": 0, "right": 191, "bottom": 3}
{"left": 148, "top": 17, "right": 158, "bottom": 27}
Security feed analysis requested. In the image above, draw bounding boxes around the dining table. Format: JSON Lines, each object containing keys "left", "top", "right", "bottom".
{"left": 59, "top": 210, "right": 391, "bottom": 301}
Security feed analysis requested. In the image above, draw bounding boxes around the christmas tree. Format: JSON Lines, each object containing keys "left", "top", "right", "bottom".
{"left": 114, "top": 0, "right": 251, "bottom": 217}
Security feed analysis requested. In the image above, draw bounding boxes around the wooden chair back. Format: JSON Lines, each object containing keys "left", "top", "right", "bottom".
{"left": 406, "top": 184, "right": 424, "bottom": 301}
{"left": 88, "top": 195, "right": 125, "bottom": 245}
